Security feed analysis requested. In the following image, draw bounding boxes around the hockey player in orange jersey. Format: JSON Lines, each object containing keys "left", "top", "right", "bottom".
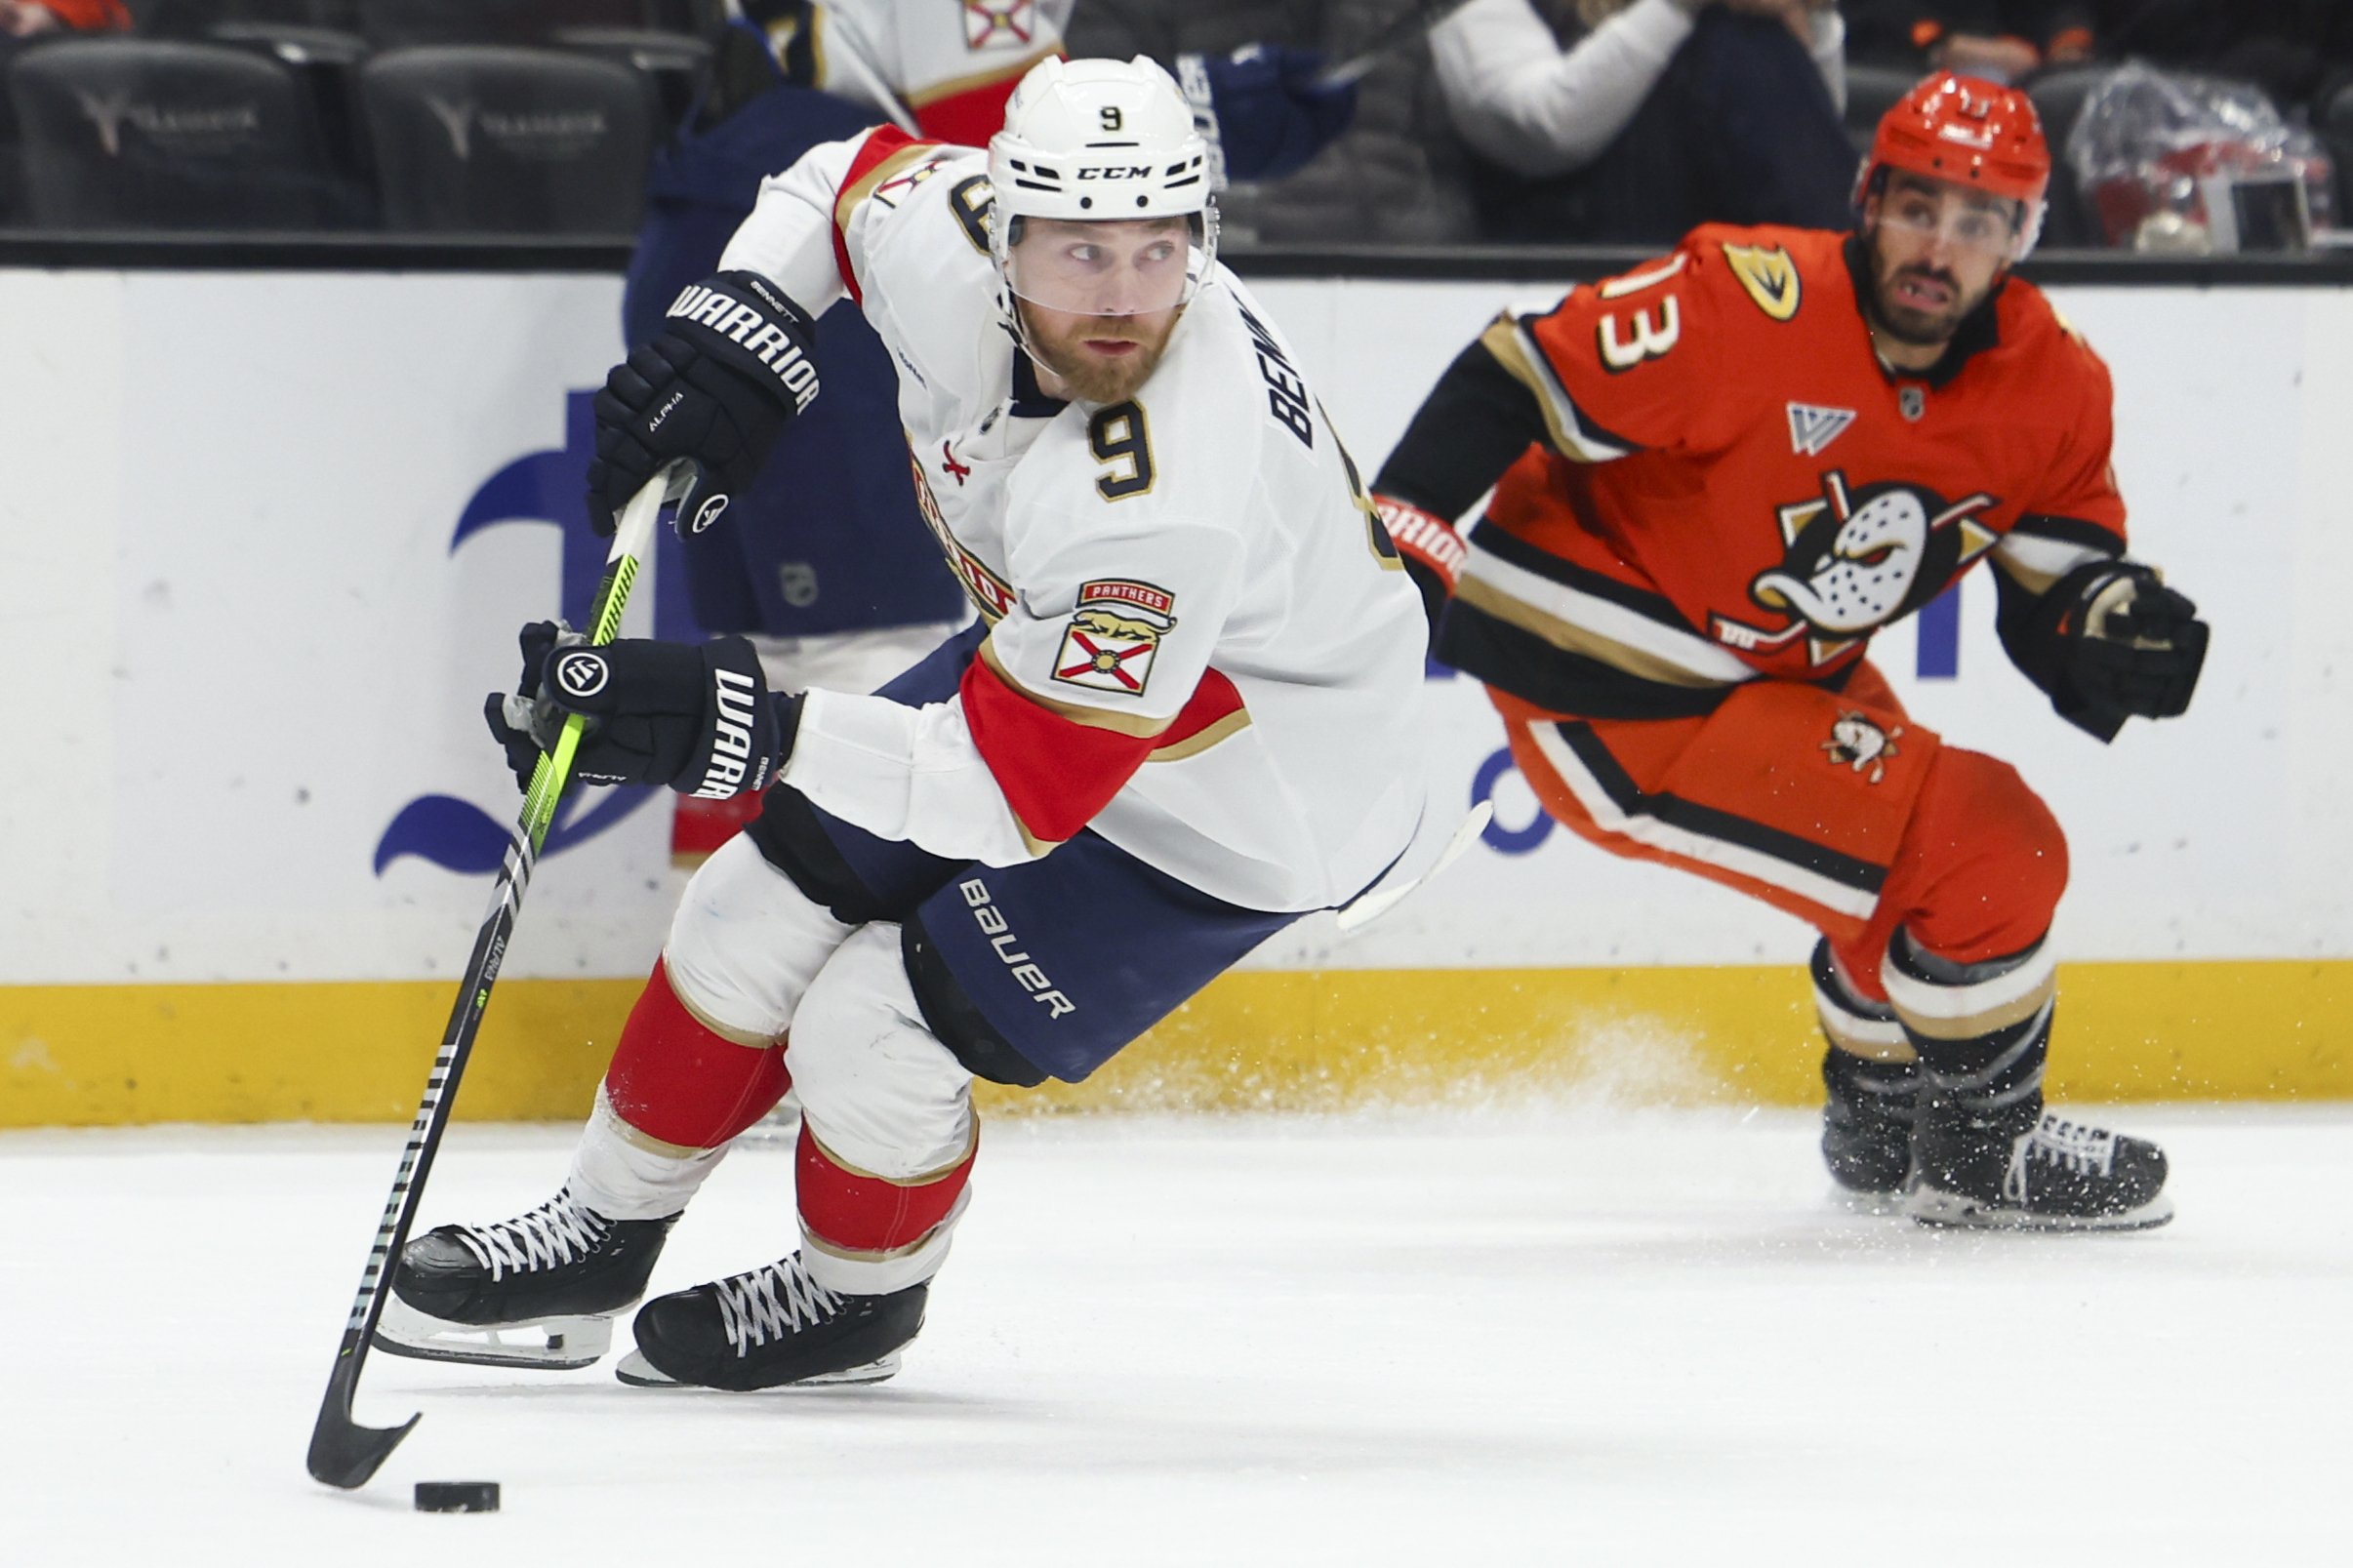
{"left": 1372, "top": 74, "right": 2210, "bottom": 1230}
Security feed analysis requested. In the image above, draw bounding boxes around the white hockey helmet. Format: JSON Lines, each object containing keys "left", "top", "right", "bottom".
{"left": 987, "top": 56, "right": 1217, "bottom": 317}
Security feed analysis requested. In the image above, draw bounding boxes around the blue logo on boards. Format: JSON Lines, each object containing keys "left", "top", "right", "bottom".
{"left": 373, "top": 391, "right": 706, "bottom": 877}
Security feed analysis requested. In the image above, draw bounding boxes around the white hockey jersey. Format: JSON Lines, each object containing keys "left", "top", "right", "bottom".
{"left": 716, "top": 128, "right": 1430, "bottom": 914}
{"left": 743, "top": 0, "right": 1072, "bottom": 145}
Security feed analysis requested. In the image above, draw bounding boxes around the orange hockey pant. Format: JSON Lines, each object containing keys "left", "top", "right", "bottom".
{"left": 1491, "top": 662, "right": 2067, "bottom": 1008}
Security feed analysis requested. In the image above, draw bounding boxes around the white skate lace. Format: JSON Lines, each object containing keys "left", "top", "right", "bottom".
{"left": 714, "top": 1256, "right": 841, "bottom": 1356}
{"left": 451, "top": 1189, "right": 611, "bottom": 1282}
{"left": 2002, "top": 1114, "right": 2118, "bottom": 1204}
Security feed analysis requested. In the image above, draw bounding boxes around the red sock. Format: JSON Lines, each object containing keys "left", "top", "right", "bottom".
{"left": 796, "top": 1123, "right": 977, "bottom": 1256}
{"left": 604, "top": 957, "right": 791, "bottom": 1149}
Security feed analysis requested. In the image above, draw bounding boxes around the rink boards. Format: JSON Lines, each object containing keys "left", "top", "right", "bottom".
{"left": 3, "top": 266, "right": 2347, "bottom": 1123}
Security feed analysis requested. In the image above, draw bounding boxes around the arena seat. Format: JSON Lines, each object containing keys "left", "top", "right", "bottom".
{"left": 2320, "top": 82, "right": 2353, "bottom": 230}
{"left": 9, "top": 37, "right": 348, "bottom": 228}
{"left": 2024, "top": 67, "right": 2107, "bottom": 248}
{"left": 359, "top": 45, "right": 650, "bottom": 233}
{"left": 551, "top": 26, "right": 711, "bottom": 142}
{"left": 1843, "top": 64, "right": 1917, "bottom": 156}
{"left": 354, "top": 0, "right": 655, "bottom": 49}
{"left": 204, "top": 21, "right": 373, "bottom": 207}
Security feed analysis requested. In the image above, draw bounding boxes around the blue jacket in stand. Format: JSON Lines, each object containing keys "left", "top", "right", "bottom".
{"left": 624, "top": 84, "right": 966, "bottom": 639}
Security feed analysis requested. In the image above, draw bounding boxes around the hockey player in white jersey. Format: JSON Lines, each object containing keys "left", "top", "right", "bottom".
{"left": 377, "top": 57, "right": 1431, "bottom": 1391}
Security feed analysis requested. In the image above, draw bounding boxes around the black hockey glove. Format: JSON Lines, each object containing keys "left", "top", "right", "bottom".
{"left": 586, "top": 270, "right": 822, "bottom": 538}
{"left": 2029, "top": 561, "right": 2210, "bottom": 743}
{"left": 484, "top": 621, "right": 799, "bottom": 797}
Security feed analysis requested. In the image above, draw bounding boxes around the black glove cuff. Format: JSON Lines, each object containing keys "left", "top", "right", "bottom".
{"left": 662, "top": 270, "right": 822, "bottom": 418}
{"left": 679, "top": 637, "right": 789, "bottom": 799}
{"left": 2030, "top": 559, "right": 2208, "bottom": 739}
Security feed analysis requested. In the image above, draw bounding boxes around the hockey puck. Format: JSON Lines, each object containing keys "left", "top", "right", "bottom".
{"left": 414, "top": 1481, "right": 501, "bottom": 1513}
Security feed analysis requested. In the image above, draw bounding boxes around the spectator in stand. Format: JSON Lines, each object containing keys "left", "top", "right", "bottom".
{"left": 0, "top": 0, "right": 126, "bottom": 34}
{"left": 1066, "top": 1, "right": 1471, "bottom": 244}
{"left": 1846, "top": 3, "right": 2092, "bottom": 82}
{"left": 2082, "top": 0, "right": 2353, "bottom": 119}
{"left": 1432, "top": 0, "right": 1857, "bottom": 243}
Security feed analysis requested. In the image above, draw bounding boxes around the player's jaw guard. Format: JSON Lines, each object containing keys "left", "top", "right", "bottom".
{"left": 305, "top": 465, "right": 687, "bottom": 1492}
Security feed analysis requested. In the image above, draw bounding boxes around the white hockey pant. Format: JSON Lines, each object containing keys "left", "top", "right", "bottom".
{"left": 565, "top": 833, "right": 976, "bottom": 1294}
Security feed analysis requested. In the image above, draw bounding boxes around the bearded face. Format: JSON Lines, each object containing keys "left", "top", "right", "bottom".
{"left": 1863, "top": 172, "right": 2018, "bottom": 347}
{"left": 1015, "top": 297, "right": 1183, "bottom": 404}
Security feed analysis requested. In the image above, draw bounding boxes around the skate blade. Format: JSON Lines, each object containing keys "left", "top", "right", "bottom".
{"left": 1902, "top": 1185, "right": 2176, "bottom": 1232}
{"left": 613, "top": 1348, "right": 903, "bottom": 1389}
{"left": 373, "top": 1292, "right": 615, "bottom": 1370}
{"left": 1830, "top": 1185, "right": 1906, "bottom": 1216}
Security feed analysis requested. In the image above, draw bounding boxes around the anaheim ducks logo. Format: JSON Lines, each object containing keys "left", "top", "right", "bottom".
{"left": 1822, "top": 710, "right": 1902, "bottom": 784}
{"left": 1711, "top": 470, "right": 2000, "bottom": 665}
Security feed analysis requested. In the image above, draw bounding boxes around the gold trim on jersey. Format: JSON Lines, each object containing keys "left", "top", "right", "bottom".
{"left": 909, "top": 450, "right": 1017, "bottom": 623}
{"left": 1723, "top": 243, "right": 1802, "bottom": 321}
{"left": 1148, "top": 708, "right": 1252, "bottom": 762}
{"left": 902, "top": 44, "right": 1058, "bottom": 110}
{"left": 1480, "top": 314, "right": 1632, "bottom": 464}
{"left": 1453, "top": 574, "right": 1740, "bottom": 691}
{"left": 833, "top": 140, "right": 940, "bottom": 240}
{"left": 978, "top": 638, "right": 1172, "bottom": 738}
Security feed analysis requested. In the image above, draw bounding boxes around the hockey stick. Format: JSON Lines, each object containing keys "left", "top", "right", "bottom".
{"left": 1314, "top": 0, "right": 1475, "bottom": 90}
{"left": 305, "top": 462, "right": 688, "bottom": 1491}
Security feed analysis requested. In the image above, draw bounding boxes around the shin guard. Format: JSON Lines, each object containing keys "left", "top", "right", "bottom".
{"left": 605, "top": 956, "right": 793, "bottom": 1150}
{"left": 1883, "top": 928, "right": 2056, "bottom": 1198}
{"left": 795, "top": 1121, "right": 976, "bottom": 1296}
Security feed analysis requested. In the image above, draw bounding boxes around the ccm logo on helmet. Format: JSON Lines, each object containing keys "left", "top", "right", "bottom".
{"left": 1076, "top": 166, "right": 1154, "bottom": 180}
{"left": 690, "top": 666, "right": 771, "bottom": 799}
{"left": 552, "top": 650, "right": 608, "bottom": 699}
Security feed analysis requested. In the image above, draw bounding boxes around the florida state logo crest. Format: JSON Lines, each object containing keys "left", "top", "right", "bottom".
{"left": 1712, "top": 470, "right": 2000, "bottom": 665}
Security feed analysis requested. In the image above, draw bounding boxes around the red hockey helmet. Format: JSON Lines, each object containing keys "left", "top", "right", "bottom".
{"left": 1858, "top": 73, "right": 2052, "bottom": 258}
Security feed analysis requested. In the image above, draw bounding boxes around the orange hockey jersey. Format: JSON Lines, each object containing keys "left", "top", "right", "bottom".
{"left": 1422, "top": 225, "right": 2128, "bottom": 718}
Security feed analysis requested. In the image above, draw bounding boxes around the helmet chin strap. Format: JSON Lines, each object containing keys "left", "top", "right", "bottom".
{"left": 1000, "top": 288, "right": 1082, "bottom": 399}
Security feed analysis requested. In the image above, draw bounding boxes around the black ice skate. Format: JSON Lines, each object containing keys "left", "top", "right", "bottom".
{"left": 1820, "top": 1048, "right": 1919, "bottom": 1209}
{"left": 615, "top": 1252, "right": 926, "bottom": 1391}
{"left": 374, "top": 1187, "right": 677, "bottom": 1370}
{"left": 1904, "top": 1104, "right": 2172, "bottom": 1231}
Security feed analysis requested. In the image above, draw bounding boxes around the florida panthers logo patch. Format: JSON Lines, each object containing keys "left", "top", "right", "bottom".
{"left": 963, "top": 0, "right": 1035, "bottom": 49}
{"left": 1712, "top": 470, "right": 2000, "bottom": 665}
{"left": 1822, "top": 710, "right": 1903, "bottom": 784}
{"left": 1051, "top": 582, "right": 1176, "bottom": 697}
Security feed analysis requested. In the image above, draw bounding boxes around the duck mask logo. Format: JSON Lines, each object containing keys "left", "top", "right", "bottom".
{"left": 1716, "top": 470, "right": 2001, "bottom": 666}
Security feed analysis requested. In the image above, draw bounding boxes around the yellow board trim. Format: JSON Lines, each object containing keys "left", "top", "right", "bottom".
{"left": 3, "top": 961, "right": 2348, "bottom": 1127}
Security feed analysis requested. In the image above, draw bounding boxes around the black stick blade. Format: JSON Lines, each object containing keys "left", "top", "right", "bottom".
{"left": 306, "top": 1347, "right": 420, "bottom": 1489}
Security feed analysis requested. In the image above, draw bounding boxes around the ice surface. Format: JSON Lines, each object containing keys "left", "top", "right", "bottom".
{"left": 3, "top": 1108, "right": 2349, "bottom": 1563}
